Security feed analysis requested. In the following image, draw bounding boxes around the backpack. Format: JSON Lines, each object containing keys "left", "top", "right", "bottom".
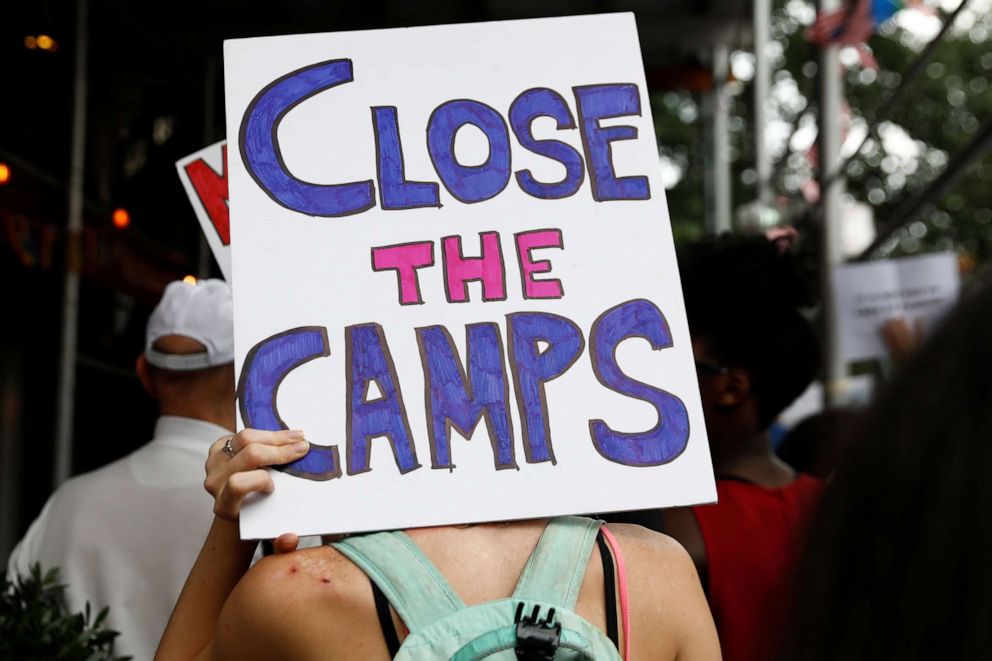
{"left": 331, "top": 516, "right": 624, "bottom": 660}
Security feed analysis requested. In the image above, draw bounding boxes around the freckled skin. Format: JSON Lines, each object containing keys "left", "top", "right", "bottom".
{"left": 207, "top": 522, "right": 721, "bottom": 660}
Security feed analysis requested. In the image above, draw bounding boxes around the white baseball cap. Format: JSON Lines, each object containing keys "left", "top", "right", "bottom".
{"left": 145, "top": 278, "right": 234, "bottom": 370}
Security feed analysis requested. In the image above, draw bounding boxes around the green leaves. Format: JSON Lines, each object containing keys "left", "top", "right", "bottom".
{"left": 0, "top": 564, "right": 130, "bottom": 661}
{"left": 654, "top": 2, "right": 992, "bottom": 265}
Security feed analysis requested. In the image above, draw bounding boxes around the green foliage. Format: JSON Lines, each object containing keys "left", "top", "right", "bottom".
{"left": 854, "top": 20, "right": 992, "bottom": 261}
{"left": 0, "top": 564, "right": 128, "bottom": 661}
{"left": 650, "top": 0, "right": 992, "bottom": 265}
{"left": 653, "top": 90, "right": 707, "bottom": 244}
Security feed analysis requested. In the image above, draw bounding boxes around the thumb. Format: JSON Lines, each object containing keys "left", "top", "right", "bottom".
{"left": 273, "top": 533, "right": 300, "bottom": 555}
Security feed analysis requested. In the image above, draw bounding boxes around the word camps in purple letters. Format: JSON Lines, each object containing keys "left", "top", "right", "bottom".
{"left": 235, "top": 58, "right": 690, "bottom": 482}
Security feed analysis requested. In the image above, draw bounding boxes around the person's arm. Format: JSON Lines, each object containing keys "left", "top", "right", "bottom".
{"left": 157, "top": 518, "right": 255, "bottom": 660}
{"left": 155, "top": 429, "right": 310, "bottom": 660}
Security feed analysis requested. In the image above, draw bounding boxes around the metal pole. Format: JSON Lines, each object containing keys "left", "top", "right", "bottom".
{"left": 704, "top": 45, "right": 733, "bottom": 235}
{"left": 754, "top": 0, "right": 773, "bottom": 205}
{"left": 0, "top": 347, "right": 25, "bottom": 561}
{"left": 54, "top": 0, "right": 88, "bottom": 486}
{"left": 818, "top": 0, "right": 847, "bottom": 408}
{"left": 197, "top": 56, "right": 219, "bottom": 279}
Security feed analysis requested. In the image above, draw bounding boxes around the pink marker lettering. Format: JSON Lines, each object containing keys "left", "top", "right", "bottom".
{"left": 371, "top": 241, "right": 435, "bottom": 305}
{"left": 442, "top": 232, "right": 506, "bottom": 303}
{"left": 515, "top": 229, "right": 564, "bottom": 299}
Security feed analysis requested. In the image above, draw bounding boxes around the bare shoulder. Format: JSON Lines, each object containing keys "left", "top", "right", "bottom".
{"left": 605, "top": 523, "right": 703, "bottom": 605}
{"left": 606, "top": 522, "right": 697, "bottom": 572}
{"left": 211, "top": 546, "right": 390, "bottom": 660}
{"left": 604, "top": 523, "right": 721, "bottom": 660}
{"left": 661, "top": 506, "right": 708, "bottom": 572}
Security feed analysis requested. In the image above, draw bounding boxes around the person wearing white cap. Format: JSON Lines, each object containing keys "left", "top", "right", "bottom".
{"left": 6, "top": 278, "right": 237, "bottom": 661}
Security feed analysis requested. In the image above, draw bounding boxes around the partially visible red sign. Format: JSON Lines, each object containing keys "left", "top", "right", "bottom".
{"left": 176, "top": 141, "right": 231, "bottom": 279}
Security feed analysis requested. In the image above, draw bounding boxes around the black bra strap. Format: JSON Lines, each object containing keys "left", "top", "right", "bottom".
{"left": 597, "top": 531, "right": 621, "bottom": 651}
{"left": 370, "top": 579, "right": 402, "bottom": 657}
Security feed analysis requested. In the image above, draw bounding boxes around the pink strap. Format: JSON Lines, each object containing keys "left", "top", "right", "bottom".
{"left": 600, "top": 525, "right": 631, "bottom": 661}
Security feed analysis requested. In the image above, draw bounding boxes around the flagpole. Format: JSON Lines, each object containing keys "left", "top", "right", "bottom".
{"left": 197, "top": 55, "right": 219, "bottom": 279}
{"left": 818, "top": 0, "right": 847, "bottom": 408}
{"left": 754, "top": 0, "right": 773, "bottom": 206}
{"left": 54, "top": 0, "right": 88, "bottom": 486}
{"left": 704, "top": 45, "right": 732, "bottom": 235}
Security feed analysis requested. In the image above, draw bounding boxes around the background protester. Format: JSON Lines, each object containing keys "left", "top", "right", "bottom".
{"left": 654, "top": 234, "right": 822, "bottom": 661}
{"left": 156, "top": 428, "right": 723, "bottom": 660}
{"left": 782, "top": 278, "right": 992, "bottom": 660}
{"left": 775, "top": 408, "right": 858, "bottom": 479}
{"left": 6, "top": 279, "right": 236, "bottom": 660}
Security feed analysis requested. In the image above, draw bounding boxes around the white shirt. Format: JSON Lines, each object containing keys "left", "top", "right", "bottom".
{"left": 6, "top": 416, "right": 230, "bottom": 661}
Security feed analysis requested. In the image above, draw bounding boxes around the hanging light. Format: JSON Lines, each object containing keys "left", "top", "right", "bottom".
{"left": 24, "top": 35, "right": 58, "bottom": 51}
{"left": 0, "top": 163, "right": 10, "bottom": 185}
{"left": 112, "top": 208, "right": 131, "bottom": 229}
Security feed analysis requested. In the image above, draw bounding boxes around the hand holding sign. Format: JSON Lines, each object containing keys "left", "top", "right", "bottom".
{"left": 832, "top": 252, "right": 959, "bottom": 365}
{"left": 203, "top": 428, "right": 310, "bottom": 520}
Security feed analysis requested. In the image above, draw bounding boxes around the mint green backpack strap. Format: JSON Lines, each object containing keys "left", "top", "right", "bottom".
{"left": 332, "top": 531, "right": 466, "bottom": 631}
{"left": 512, "top": 516, "right": 602, "bottom": 610}
{"left": 451, "top": 626, "right": 596, "bottom": 661}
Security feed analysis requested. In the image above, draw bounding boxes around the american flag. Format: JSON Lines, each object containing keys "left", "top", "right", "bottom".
{"left": 806, "top": 0, "right": 930, "bottom": 46}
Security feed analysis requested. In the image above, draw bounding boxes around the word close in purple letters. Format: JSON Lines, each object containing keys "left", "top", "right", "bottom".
{"left": 238, "top": 59, "right": 651, "bottom": 216}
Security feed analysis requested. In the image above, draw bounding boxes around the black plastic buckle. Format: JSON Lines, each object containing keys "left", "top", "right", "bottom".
{"left": 514, "top": 602, "right": 561, "bottom": 660}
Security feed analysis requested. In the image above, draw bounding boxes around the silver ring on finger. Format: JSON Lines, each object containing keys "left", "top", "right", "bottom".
{"left": 222, "top": 435, "right": 236, "bottom": 458}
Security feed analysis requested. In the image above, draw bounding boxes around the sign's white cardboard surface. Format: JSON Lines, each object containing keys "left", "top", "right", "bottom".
{"left": 224, "top": 13, "right": 716, "bottom": 539}
{"left": 832, "top": 252, "right": 959, "bottom": 364}
{"left": 175, "top": 140, "right": 231, "bottom": 280}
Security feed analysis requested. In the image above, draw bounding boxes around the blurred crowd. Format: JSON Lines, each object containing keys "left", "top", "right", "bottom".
{"left": 5, "top": 230, "right": 991, "bottom": 660}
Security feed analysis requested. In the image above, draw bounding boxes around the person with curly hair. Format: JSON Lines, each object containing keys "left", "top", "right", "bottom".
{"left": 608, "top": 234, "right": 824, "bottom": 661}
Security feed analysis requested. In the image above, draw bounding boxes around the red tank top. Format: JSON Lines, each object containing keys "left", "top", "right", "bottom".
{"left": 691, "top": 474, "right": 823, "bottom": 661}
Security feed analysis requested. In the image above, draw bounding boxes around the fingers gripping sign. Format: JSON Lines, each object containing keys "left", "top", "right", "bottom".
{"left": 205, "top": 429, "right": 311, "bottom": 521}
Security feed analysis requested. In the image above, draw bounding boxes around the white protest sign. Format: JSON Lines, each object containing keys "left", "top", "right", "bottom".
{"left": 832, "top": 252, "right": 959, "bottom": 363}
{"left": 175, "top": 140, "right": 231, "bottom": 280}
{"left": 224, "top": 13, "right": 715, "bottom": 539}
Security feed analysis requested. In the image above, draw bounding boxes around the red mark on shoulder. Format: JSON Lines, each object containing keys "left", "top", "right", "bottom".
{"left": 321, "top": 577, "right": 331, "bottom": 584}
{"left": 290, "top": 566, "right": 298, "bottom": 574}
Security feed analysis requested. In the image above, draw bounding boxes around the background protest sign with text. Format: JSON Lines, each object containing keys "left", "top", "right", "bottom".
{"left": 224, "top": 13, "right": 715, "bottom": 539}
{"left": 176, "top": 140, "right": 231, "bottom": 280}
{"left": 832, "top": 252, "right": 960, "bottom": 364}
